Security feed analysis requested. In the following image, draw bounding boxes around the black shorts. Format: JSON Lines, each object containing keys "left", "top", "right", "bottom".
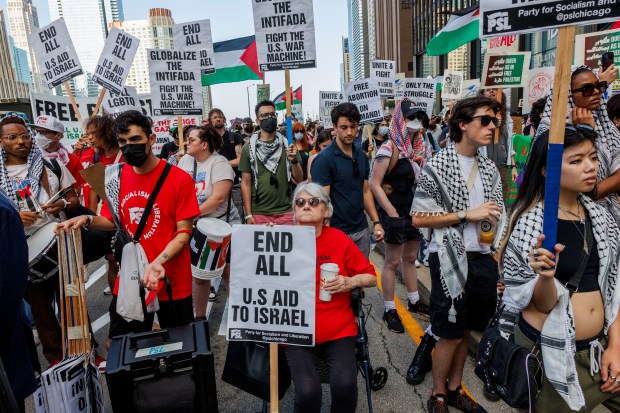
{"left": 379, "top": 214, "right": 423, "bottom": 244}
{"left": 429, "top": 252, "right": 499, "bottom": 339}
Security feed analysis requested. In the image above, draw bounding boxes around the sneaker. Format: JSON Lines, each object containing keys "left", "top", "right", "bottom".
{"left": 408, "top": 300, "right": 430, "bottom": 317}
{"left": 94, "top": 356, "right": 106, "bottom": 373}
{"left": 383, "top": 309, "right": 404, "bottom": 333}
{"left": 32, "top": 329, "right": 40, "bottom": 346}
{"left": 103, "top": 286, "right": 112, "bottom": 295}
{"left": 208, "top": 286, "right": 217, "bottom": 302}
{"left": 446, "top": 385, "right": 487, "bottom": 413}
{"left": 415, "top": 260, "right": 421, "bottom": 268}
{"left": 427, "top": 394, "right": 449, "bottom": 413}
{"left": 423, "top": 259, "right": 430, "bottom": 267}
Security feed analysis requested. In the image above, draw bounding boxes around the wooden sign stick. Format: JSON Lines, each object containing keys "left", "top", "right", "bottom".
{"left": 494, "top": 89, "right": 502, "bottom": 144}
{"left": 64, "top": 81, "right": 83, "bottom": 124}
{"left": 270, "top": 343, "right": 279, "bottom": 413}
{"left": 178, "top": 116, "right": 185, "bottom": 155}
{"left": 92, "top": 88, "right": 107, "bottom": 117}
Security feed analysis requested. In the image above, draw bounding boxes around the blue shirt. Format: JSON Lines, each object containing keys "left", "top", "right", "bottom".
{"left": 311, "top": 140, "right": 369, "bottom": 234}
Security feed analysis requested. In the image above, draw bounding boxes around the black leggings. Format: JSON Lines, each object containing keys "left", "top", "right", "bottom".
{"left": 284, "top": 336, "right": 357, "bottom": 413}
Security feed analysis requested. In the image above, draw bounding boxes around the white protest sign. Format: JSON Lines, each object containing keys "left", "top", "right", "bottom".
{"left": 486, "top": 35, "right": 519, "bottom": 53}
{"left": 102, "top": 86, "right": 141, "bottom": 117}
{"left": 29, "top": 18, "right": 83, "bottom": 89}
{"left": 319, "top": 91, "right": 345, "bottom": 128}
{"left": 370, "top": 60, "right": 396, "bottom": 98}
{"left": 442, "top": 70, "right": 464, "bottom": 100}
{"left": 523, "top": 66, "right": 554, "bottom": 114}
{"left": 292, "top": 103, "right": 303, "bottom": 121}
{"left": 173, "top": 19, "right": 216, "bottom": 75}
{"left": 252, "top": 0, "right": 317, "bottom": 71}
{"left": 148, "top": 50, "right": 203, "bottom": 116}
{"left": 228, "top": 225, "right": 316, "bottom": 346}
{"left": 344, "top": 79, "right": 383, "bottom": 124}
{"left": 480, "top": 0, "right": 620, "bottom": 38}
{"left": 91, "top": 27, "right": 140, "bottom": 95}
{"left": 462, "top": 79, "right": 481, "bottom": 98}
{"left": 394, "top": 78, "right": 437, "bottom": 117}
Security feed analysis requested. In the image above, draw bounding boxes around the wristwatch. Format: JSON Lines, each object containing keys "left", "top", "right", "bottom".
{"left": 457, "top": 211, "right": 467, "bottom": 224}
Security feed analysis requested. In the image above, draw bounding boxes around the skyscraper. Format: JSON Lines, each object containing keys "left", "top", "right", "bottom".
{"left": 0, "top": 9, "right": 29, "bottom": 99}
{"left": 347, "top": 0, "right": 375, "bottom": 80}
{"left": 110, "top": 0, "right": 123, "bottom": 23}
{"left": 9, "top": 35, "right": 31, "bottom": 86}
{"left": 373, "top": 0, "right": 413, "bottom": 76}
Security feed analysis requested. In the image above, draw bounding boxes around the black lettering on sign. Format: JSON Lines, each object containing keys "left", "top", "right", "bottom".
{"left": 255, "top": 255, "right": 290, "bottom": 276}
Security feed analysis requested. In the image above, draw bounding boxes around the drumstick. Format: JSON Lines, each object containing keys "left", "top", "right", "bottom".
{"left": 42, "top": 186, "right": 73, "bottom": 208}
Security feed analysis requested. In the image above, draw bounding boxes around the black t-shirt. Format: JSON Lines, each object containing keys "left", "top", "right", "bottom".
{"left": 158, "top": 141, "right": 178, "bottom": 160}
{"left": 362, "top": 136, "right": 387, "bottom": 153}
{"left": 218, "top": 130, "right": 244, "bottom": 161}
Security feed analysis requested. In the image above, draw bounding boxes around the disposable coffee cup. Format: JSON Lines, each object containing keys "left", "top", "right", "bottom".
{"left": 319, "top": 263, "right": 339, "bottom": 301}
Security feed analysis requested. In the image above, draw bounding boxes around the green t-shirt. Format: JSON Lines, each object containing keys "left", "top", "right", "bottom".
{"left": 238, "top": 140, "right": 293, "bottom": 215}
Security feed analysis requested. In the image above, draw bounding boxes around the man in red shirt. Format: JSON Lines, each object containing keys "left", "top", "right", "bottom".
{"left": 57, "top": 110, "right": 200, "bottom": 345}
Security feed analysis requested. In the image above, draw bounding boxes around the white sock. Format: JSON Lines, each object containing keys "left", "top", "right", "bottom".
{"left": 408, "top": 291, "right": 420, "bottom": 304}
{"left": 384, "top": 300, "right": 396, "bottom": 311}
{"left": 425, "top": 324, "right": 440, "bottom": 341}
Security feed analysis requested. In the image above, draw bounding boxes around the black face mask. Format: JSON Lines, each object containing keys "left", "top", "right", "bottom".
{"left": 244, "top": 125, "right": 254, "bottom": 134}
{"left": 260, "top": 118, "right": 277, "bottom": 134}
{"left": 121, "top": 143, "right": 150, "bottom": 167}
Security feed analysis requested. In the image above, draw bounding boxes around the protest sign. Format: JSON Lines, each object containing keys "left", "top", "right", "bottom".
{"left": 394, "top": 78, "right": 437, "bottom": 117}
{"left": 523, "top": 66, "right": 554, "bottom": 114}
{"left": 481, "top": 52, "right": 531, "bottom": 89}
{"left": 91, "top": 27, "right": 139, "bottom": 95}
{"left": 257, "top": 83, "right": 271, "bottom": 102}
{"left": 319, "top": 91, "right": 345, "bottom": 129}
{"left": 102, "top": 86, "right": 141, "bottom": 117}
{"left": 344, "top": 79, "right": 383, "bottom": 124}
{"left": 461, "top": 79, "right": 481, "bottom": 98}
{"left": 442, "top": 70, "right": 464, "bottom": 100}
{"left": 292, "top": 103, "right": 303, "bottom": 121}
{"left": 252, "top": 0, "right": 317, "bottom": 71}
{"left": 480, "top": 0, "right": 620, "bottom": 38}
{"left": 575, "top": 28, "right": 620, "bottom": 68}
{"left": 506, "top": 134, "right": 534, "bottom": 206}
{"left": 29, "top": 18, "right": 83, "bottom": 89}
{"left": 148, "top": 49, "right": 203, "bottom": 116}
{"left": 228, "top": 225, "right": 316, "bottom": 346}
{"left": 370, "top": 60, "right": 396, "bottom": 98}
{"left": 173, "top": 19, "right": 216, "bottom": 75}
{"left": 486, "top": 35, "right": 519, "bottom": 53}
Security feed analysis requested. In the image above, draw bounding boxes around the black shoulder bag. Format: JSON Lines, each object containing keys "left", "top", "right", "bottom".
{"left": 475, "top": 214, "right": 592, "bottom": 411}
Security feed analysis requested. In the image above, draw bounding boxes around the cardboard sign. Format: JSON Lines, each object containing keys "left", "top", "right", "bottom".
{"left": 228, "top": 225, "right": 316, "bottom": 346}
{"left": 523, "top": 66, "right": 554, "bottom": 114}
{"left": 394, "top": 78, "right": 437, "bottom": 117}
{"left": 148, "top": 49, "right": 203, "bottom": 116}
{"left": 319, "top": 91, "right": 346, "bottom": 129}
{"left": 252, "top": 0, "right": 317, "bottom": 71}
{"left": 256, "top": 83, "right": 271, "bottom": 102}
{"left": 29, "top": 18, "right": 83, "bottom": 89}
{"left": 481, "top": 52, "right": 531, "bottom": 89}
{"left": 370, "top": 60, "right": 396, "bottom": 98}
{"left": 480, "top": 0, "right": 620, "bottom": 38}
{"left": 173, "top": 19, "right": 216, "bottom": 75}
{"left": 102, "top": 86, "right": 141, "bottom": 117}
{"left": 506, "top": 134, "right": 534, "bottom": 206}
{"left": 487, "top": 35, "right": 519, "bottom": 53}
{"left": 344, "top": 79, "right": 383, "bottom": 124}
{"left": 575, "top": 28, "right": 620, "bottom": 68}
{"left": 92, "top": 27, "right": 139, "bottom": 95}
{"left": 441, "top": 70, "right": 464, "bottom": 100}
{"left": 461, "top": 79, "right": 481, "bottom": 98}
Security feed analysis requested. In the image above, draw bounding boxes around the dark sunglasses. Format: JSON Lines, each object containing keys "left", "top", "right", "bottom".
{"left": 471, "top": 115, "right": 500, "bottom": 127}
{"left": 294, "top": 197, "right": 322, "bottom": 208}
{"left": 573, "top": 81, "right": 607, "bottom": 97}
{"left": 565, "top": 124, "right": 596, "bottom": 136}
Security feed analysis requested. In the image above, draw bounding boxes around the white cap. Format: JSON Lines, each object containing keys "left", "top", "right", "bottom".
{"left": 34, "top": 115, "right": 64, "bottom": 133}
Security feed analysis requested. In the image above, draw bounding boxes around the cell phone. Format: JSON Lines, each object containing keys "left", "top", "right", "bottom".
{"left": 602, "top": 52, "right": 614, "bottom": 72}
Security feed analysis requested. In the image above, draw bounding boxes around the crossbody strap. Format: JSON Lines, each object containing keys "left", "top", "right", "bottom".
{"left": 133, "top": 163, "right": 172, "bottom": 242}
{"left": 466, "top": 157, "right": 479, "bottom": 193}
{"left": 565, "top": 213, "right": 593, "bottom": 297}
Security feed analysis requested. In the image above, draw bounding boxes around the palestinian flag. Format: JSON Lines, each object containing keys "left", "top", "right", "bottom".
{"left": 426, "top": 5, "right": 479, "bottom": 56}
{"left": 201, "top": 35, "right": 264, "bottom": 86}
{"left": 274, "top": 86, "right": 302, "bottom": 111}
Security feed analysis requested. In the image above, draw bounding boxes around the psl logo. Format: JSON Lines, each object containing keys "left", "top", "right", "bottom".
{"left": 128, "top": 207, "right": 145, "bottom": 225}
{"left": 487, "top": 12, "right": 511, "bottom": 33}
{"left": 229, "top": 329, "right": 242, "bottom": 339}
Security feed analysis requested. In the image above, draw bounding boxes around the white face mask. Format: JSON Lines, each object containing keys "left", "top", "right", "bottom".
{"left": 35, "top": 133, "right": 54, "bottom": 150}
{"left": 406, "top": 119, "right": 423, "bottom": 131}
{"left": 294, "top": 132, "right": 303, "bottom": 140}
{"left": 378, "top": 126, "right": 389, "bottom": 136}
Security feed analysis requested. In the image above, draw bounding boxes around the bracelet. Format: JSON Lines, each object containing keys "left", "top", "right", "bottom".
{"left": 61, "top": 198, "right": 69, "bottom": 210}
{"left": 84, "top": 215, "right": 93, "bottom": 227}
{"left": 373, "top": 221, "right": 380, "bottom": 226}
{"left": 245, "top": 214, "right": 253, "bottom": 220}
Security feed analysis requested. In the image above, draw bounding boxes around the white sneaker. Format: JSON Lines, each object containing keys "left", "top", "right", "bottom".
{"left": 415, "top": 260, "right": 421, "bottom": 268}
{"left": 103, "top": 286, "right": 112, "bottom": 295}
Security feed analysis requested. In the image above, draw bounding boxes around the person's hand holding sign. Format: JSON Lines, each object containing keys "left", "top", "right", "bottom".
{"left": 572, "top": 107, "right": 595, "bottom": 128}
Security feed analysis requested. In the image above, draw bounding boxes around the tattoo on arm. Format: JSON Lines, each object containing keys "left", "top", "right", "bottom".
{"left": 162, "top": 253, "right": 169, "bottom": 259}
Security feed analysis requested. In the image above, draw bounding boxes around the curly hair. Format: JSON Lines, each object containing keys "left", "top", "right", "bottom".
{"left": 194, "top": 125, "right": 223, "bottom": 153}
{"left": 87, "top": 114, "right": 117, "bottom": 149}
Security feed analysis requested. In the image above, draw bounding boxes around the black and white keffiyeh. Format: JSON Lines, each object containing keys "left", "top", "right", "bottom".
{"left": 0, "top": 144, "right": 46, "bottom": 207}
{"left": 500, "top": 195, "right": 620, "bottom": 411}
{"left": 104, "top": 163, "right": 123, "bottom": 229}
{"left": 248, "top": 131, "right": 291, "bottom": 190}
{"left": 411, "top": 144, "right": 507, "bottom": 305}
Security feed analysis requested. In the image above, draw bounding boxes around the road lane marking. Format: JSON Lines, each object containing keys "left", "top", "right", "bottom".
{"left": 92, "top": 313, "right": 110, "bottom": 333}
{"left": 85, "top": 265, "right": 107, "bottom": 290}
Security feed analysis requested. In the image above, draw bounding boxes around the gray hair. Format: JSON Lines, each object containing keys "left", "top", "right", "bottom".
{"left": 292, "top": 182, "right": 333, "bottom": 222}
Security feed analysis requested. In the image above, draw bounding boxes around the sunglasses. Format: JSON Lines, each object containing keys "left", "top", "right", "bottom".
{"left": 573, "top": 81, "right": 607, "bottom": 97}
{"left": 294, "top": 197, "right": 322, "bottom": 208}
{"left": 565, "top": 124, "right": 596, "bottom": 136}
{"left": 471, "top": 115, "right": 500, "bottom": 127}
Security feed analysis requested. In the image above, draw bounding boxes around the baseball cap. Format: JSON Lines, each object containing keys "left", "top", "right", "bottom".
{"left": 400, "top": 100, "right": 426, "bottom": 119}
{"left": 169, "top": 119, "right": 178, "bottom": 133}
{"left": 34, "top": 115, "right": 64, "bottom": 133}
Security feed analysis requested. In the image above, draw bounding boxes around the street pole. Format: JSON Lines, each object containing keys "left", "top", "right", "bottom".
{"left": 246, "top": 85, "right": 252, "bottom": 118}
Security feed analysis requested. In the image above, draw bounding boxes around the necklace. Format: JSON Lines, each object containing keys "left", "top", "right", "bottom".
{"left": 559, "top": 201, "right": 589, "bottom": 254}
{"left": 558, "top": 202, "right": 584, "bottom": 224}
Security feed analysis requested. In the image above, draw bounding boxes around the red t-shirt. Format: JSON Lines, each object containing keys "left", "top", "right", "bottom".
{"left": 314, "top": 226, "right": 376, "bottom": 343}
{"left": 64, "top": 153, "right": 85, "bottom": 188}
{"left": 80, "top": 148, "right": 124, "bottom": 207}
{"left": 101, "top": 160, "right": 200, "bottom": 301}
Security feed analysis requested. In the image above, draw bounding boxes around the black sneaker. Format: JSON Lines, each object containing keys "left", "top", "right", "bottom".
{"left": 446, "top": 385, "right": 487, "bottom": 413}
{"left": 408, "top": 300, "right": 430, "bottom": 317}
{"left": 208, "top": 286, "right": 217, "bottom": 302}
{"left": 383, "top": 309, "right": 404, "bottom": 333}
{"left": 427, "top": 394, "right": 449, "bottom": 413}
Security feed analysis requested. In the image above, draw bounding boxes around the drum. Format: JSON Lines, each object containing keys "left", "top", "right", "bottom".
{"left": 27, "top": 222, "right": 59, "bottom": 283}
{"left": 190, "top": 218, "right": 232, "bottom": 280}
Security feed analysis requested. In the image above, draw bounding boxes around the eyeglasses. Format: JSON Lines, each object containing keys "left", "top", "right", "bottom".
{"left": 352, "top": 158, "right": 360, "bottom": 179}
{"left": 258, "top": 112, "right": 277, "bottom": 120}
{"left": 294, "top": 197, "right": 322, "bottom": 208}
{"left": 471, "top": 115, "right": 500, "bottom": 127}
{"left": 2, "top": 132, "right": 32, "bottom": 141}
{"left": 573, "top": 81, "right": 607, "bottom": 97}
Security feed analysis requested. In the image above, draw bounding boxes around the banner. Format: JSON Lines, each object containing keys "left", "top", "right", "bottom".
{"left": 148, "top": 50, "right": 203, "bottom": 116}
{"left": 102, "top": 86, "right": 141, "bottom": 117}
{"left": 173, "top": 19, "right": 216, "bottom": 75}
{"left": 29, "top": 18, "right": 83, "bottom": 89}
{"left": 92, "top": 27, "right": 139, "bottom": 95}
{"left": 228, "top": 225, "right": 316, "bottom": 346}
{"left": 523, "top": 66, "right": 554, "bottom": 114}
{"left": 319, "top": 91, "right": 345, "bottom": 129}
{"left": 344, "top": 79, "right": 383, "bottom": 124}
{"left": 252, "top": 0, "right": 317, "bottom": 71}
{"left": 394, "top": 78, "right": 437, "bottom": 117}
{"left": 441, "top": 70, "right": 464, "bottom": 100}
{"left": 370, "top": 60, "right": 396, "bottom": 98}
{"left": 256, "top": 83, "right": 271, "bottom": 102}
{"left": 480, "top": 0, "right": 620, "bottom": 38}
{"left": 575, "top": 28, "right": 620, "bottom": 68}
{"left": 481, "top": 52, "right": 531, "bottom": 89}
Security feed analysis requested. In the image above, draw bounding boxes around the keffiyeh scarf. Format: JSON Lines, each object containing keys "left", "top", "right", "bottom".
{"left": 104, "top": 163, "right": 123, "bottom": 229}
{"left": 411, "top": 145, "right": 506, "bottom": 305}
{"left": 248, "top": 131, "right": 291, "bottom": 190}
{"left": 500, "top": 196, "right": 620, "bottom": 411}
{"left": 390, "top": 99, "right": 432, "bottom": 180}
{"left": 0, "top": 145, "right": 46, "bottom": 207}
{"left": 41, "top": 144, "right": 70, "bottom": 165}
